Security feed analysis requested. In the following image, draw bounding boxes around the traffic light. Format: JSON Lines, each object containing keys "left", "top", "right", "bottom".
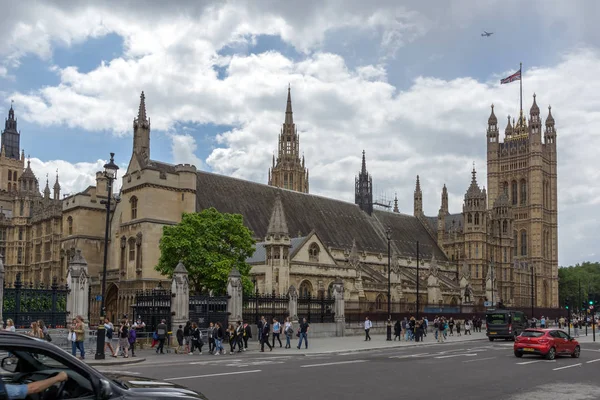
{"left": 590, "top": 300, "right": 594, "bottom": 305}
{"left": 565, "top": 298, "right": 570, "bottom": 309}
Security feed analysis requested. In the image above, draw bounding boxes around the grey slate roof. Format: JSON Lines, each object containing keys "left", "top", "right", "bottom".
{"left": 425, "top": 213, "right": 463, "bottom": 233}
{"left": 247, "top": 236, "right": 307, "bottom": 264}
{"left": 195, "top": 171, "right": 446, "bottom": 260}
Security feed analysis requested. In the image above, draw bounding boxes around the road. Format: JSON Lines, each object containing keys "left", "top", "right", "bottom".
{"left": 100, "top": 340, "right": 600, "bottom": 399}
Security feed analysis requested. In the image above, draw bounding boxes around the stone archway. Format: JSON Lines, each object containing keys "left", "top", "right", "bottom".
{"left": 299, "top": 280, "right": 313, "bottom": 298}
{"left": 105, "top": 283, "right": 119, "bottom": 322}
{"left": 450, "top": 297, "right": 458, "bottom": 306}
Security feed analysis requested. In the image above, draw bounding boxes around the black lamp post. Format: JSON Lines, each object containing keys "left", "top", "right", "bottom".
{"left": 416, "top": 240, "right": 420, "bottom": 320}
{"left": 95, "top": 153, "right": 119, "bottom": 360}
{"left": 386, "top": 227, "right": 392, "bottom": 318}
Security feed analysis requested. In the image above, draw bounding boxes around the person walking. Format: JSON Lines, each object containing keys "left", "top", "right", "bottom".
{"left": 189, "top": 322, "right": 203, "bottom": 355}
{"left": 227, "top": 324, "right": 236, "bottom": 354}
{"left": 235, "top": 321, "right": 244, "bottom": 353}
{"left": 73, "top": 316, "right": 86, "bottom": 359}
{"left": 297, "top": 317, "right": 310, "bottom": 349}
{"left": 214, "top": 322, "right": 225, "bottom": 355}
{"left": 283, "top": 317, "right": 293, "bottom": 348}
{"left": 464, "top": 319, "right": 472, "bottom": 335}
{"left": 183, "top": 321, "right": 192, "bottom": 354}
{"left": 103, "top": 317, "right": 117, "bottom": 357}
{"left": 242, "top": 321, "right": 252, "bottom": 351}
{"left": 156, "top": 319, "right": 167, "bottom": 354}
{"left": 394, "top": 319, "right": 401, "bottom": 341}
{"left": 448, "top": 318, "right": 455, "bottom": 336}
{"left": 260, "top": 316, "right": 273, "bottom": 352}
{"left": 118, "top": 318, "right": 129, "bottom": 358}
{"left": 272, "top": 318, "right": 282, "bottom": 348}
{"left": 386, "top": 317, "right": 392, "bottom": 341}
{"left": 128, "top": 325, "right": 137, "bottom": 357}
{"left": 456, "top": 319, "right": 462, "bottom": 336}
{"left": 364, "top": 317, "right": 372, "bottom": 341}
{"left": 176, "top": 325, "right": 184, "bottom": 354}
{"left": 208, "top": 322, "right": 215, "bottom": 354}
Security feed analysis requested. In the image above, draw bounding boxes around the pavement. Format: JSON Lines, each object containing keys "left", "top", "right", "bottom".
{"left": 88, "top": 329, "right": 600, "bottom": 399}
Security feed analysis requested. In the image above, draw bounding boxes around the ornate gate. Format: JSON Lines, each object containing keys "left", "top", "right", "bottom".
{"left": 189, "top": 294, "right": 229, "bottom": 329}
{"left": 131, "top": 286, "right": 172, "bottom": 331}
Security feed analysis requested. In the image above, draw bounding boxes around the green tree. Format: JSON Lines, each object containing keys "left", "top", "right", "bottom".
{"left": 558, "top": 262, "right": 600, "bottom": 309}
{"left": 155, "top": 208, "right": 256, "bottom": 295}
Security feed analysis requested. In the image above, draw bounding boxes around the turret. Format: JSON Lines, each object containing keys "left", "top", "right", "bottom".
{"left": 53, "top": 171, "right": 61, "bottom": 200}
{"left": 413, "top": 175, "right": 423, "bottom": 217}
{"left": 132, "top": 91, "right": 150, "bottom": 164}
{"left": 544, "top": 105, "right": 556, "bottom": 146}
{"left": 355, "top": 150, "right": 373, "bottom": 215}
{"left": 529, "top": 94, "right": 541, "bottom": 144}
{"left": 487, "top": 104, "right": 499, "bottom": 146}
{"left": 1, "top": 102, "right": 21, "bottom": 160}
{"left": 393, "top": 193, "right": 399, "bottom": 213}
{"left": 43, "top": 176, "right": 51, "bottom": 199}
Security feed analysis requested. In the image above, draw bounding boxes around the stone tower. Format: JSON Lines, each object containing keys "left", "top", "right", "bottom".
{"left": 264, "top": 193, "right": 291, "bottom": 294}
{"left": 1, "top": 103, "right": 20, "bottom": 160}
{"left": 489, "top": 191, "right": 514, "bottom": 304}
{"left": 354, "top": 150, "right": 373, "bottom": 215}
{"left": 486, "top": 94, "right": 558, "bottom": 308}
{"left": 413, "top": 175, "right": 423, "bottom": 217}
{"left": 133, "top": 91, "right": 150, "bottom": 165}
{"left": 268, "top": 87, "right": 309, "bottom": 193}
{"left": 463, "top": 166, "right": 487, "bottom": 291}
{"left": 437, "top": 184, "right": 448, "bottom": 243}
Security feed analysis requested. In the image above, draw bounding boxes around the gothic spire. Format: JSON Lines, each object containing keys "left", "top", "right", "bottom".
{"left": 53, "top": 169, "right": 61, "bottom": 200}
{"left": 355, "top": 151, "right": 373, "bottom": 215}
{"left": 413, "top": 175, "right": 423, "bottom": 216}
{"left": 267, "top": 192, "right": 289, "bottom": 238}
{"left": 488, "top": 104, "right": 497, "bottom": 126}
{"left": 530, "top": 93, "right": 540, "bottom": 116}
{"left": 441, "top": 183, "right": 448, "bottom": 215}
{"left": 361, "top": 150, "right": 367, "bottom": 174}
{"left": 546, "top": 105, "right": 555, "bottom": 127}
{"left": 393, "top": 193, "right": 399, "bottom": 213}
{"left": 137, "top": 91, "right": 147, "bottom": 123}
{"left": 285, "top": 85, "right": 293, "bottom": 125}
{"left": 43, "top": 174, "right": 50, "bottom": 199}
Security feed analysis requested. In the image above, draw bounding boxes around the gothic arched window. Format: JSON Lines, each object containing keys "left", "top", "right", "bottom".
{"left": 503, "top": 181, "right": 508, "bottom": 195}
{"left": 128, "top": 238, "right": 136, "bottom": 261}
{"left": 474, "top": 213, "right": 479, "bottom": 225}
{"left": 130, "top": 196, "right": 138, "bottom": 220}
{"left": 376, "top": 294, "right": 385, "bottom": 310}
{"left": 502, "top": 220, "right": 508, "bottom": 233}
{"left": 511, "top": 181, "right": 518, "bottom": 205}
{"left": 308, "top": 243, "right": 320, "bottom": 262}
{"left": 67, "top": 217, "right": 73, "bottom": 235}
{"left": 513, "top": 231, "right": 518, "bottom": 257}
{"left": 13, "top": 171, "right": 17, "bottom": 181}
{"left": 467, "top": 213, "right": 472, "bottom": 224}
{"left": 520, "top": 230, "right": 527, "bottom": 256}
{"left": 520, "top": 179, "right": 527, "bottom": 205}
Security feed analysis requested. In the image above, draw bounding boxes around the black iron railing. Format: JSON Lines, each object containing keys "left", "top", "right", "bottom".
{"left": 243, "top": 291, "right": 289, "bottom": 325}
{"left": 298, "top": 293, "right": 335, "bottom": 323}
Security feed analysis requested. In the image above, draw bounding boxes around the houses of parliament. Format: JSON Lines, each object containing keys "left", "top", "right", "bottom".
{"left": 0, "top": 87, "right": 558, "bottom": 321}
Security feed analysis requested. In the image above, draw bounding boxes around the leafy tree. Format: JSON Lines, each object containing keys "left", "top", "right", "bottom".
{"left": 558, "top": 262, "right": 600, "bottom": 309}
{"left": 156, "top": 208, "right": 255, "bottom": 295}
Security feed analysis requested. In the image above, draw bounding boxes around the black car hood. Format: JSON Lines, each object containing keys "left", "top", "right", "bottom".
{"left": 102, "top": 373, "right": 208, "bottom": 399}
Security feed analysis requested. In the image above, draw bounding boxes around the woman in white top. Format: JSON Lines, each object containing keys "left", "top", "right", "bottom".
{"left": 283, "top": 317, "right": 293, "bottom": 349}
{"left": 5, "top": 319, "right": 15, "bottom": 332}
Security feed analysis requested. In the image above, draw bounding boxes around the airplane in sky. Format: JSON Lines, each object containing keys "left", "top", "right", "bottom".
{"left": 481, "top": 31, "right": 493, "bottom": 37}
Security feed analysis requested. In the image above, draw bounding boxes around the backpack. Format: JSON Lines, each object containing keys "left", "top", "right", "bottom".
{"left": 128, "top": 328, "right": 137, "bottom": 344}
{"left": 106, "top": 327, "right": 113, "bottom": 340}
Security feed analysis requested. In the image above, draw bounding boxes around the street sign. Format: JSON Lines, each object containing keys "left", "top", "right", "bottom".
{"left": 484, "top": 301, "right": 492, "bottom": 307}
{"left": 96, "top": 295, "right": 102, "bottom": 301}
{"left": 590, "top": 305, "right": 595, "bottom": 310}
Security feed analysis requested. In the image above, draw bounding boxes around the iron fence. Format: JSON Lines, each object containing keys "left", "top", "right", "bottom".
{"left": 3, "top": 273, "right": 69, "bottom": 328}
{"left": 298, "top": 293, "right": 335, "bottom": 323}
{"left": 189, "top": 294, "right": 230, "bottom": 329}
{"left": 130, "top": 288, "right": 172, "bottom": 332}
{"left": 243, "top": 291, "right": 289, "bottom": 325}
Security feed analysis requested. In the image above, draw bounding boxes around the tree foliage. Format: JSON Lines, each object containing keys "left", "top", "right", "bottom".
{"left": 558, "top": 262, "right": 600, "bottom": 308}
{"left": 155, "top": 209, "right": 255, "bottom": 295}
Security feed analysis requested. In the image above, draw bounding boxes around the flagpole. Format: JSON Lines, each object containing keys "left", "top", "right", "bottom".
{"left": 519, "top": 62, "right": 523, "bottom": 124}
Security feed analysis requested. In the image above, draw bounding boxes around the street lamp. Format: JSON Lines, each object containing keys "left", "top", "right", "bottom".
{"left": 416, "top": 241, "right": 420, "bottom": 320}
{"left": 386, "top": 226, "right": 392, "bottom": 318}
{"left": 95, "top": 152, "right": 119, "bottom": 360}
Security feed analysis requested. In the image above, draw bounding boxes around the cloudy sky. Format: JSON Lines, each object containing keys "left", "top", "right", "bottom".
{"left": 1, "top": 0, "right": 598, "bottom": 267}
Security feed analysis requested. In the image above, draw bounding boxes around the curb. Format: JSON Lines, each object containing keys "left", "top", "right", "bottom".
{"left": 299, "top": 337, "right": 488, "bottom": 356}
{"left": 85, "top": 357, "right": 147, "bottom": 367}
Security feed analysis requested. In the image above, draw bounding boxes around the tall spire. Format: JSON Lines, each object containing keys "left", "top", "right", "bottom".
{"left": 285, "top": 84, "right": 293, "bottom": 125}
{"left": 53, "top": 169, "right": 61, "bottom": 200}
{"left": 355, "top": 151, "right": 373, "bottom": 215}
{"left": 393, "top": 193, "right": 399, "bottom": 213}
{"left": 137, "top": 91, "right": 147, "bottom": 123}
{"left": 414, "top": 175, "right": 423, "bottom": 217}
{"left": 2, "top": 100, "right": 21, "bottom": 160}
{"left": 132, "top": 91, "right": 151, "bottom": 162}
{"left": 441, "top": 184, "right": 448, "bottom": 215}
{"left": 266, "top": 192, "right": 289, "bottom": 239}
{"left": 361, "top": 150, "right": 367, "bottom": 174}
{"left": 43, "top": 174, "right": 50, "bottom": 199}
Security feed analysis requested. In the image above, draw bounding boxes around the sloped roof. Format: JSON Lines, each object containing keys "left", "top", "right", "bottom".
{"left": 425, "top": 213, "right": 463, "bottom": 232}
{"left": 195, "top": 171, "right": 446, "bottom": 260}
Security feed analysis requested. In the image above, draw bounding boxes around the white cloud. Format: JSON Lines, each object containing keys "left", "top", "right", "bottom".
{"left": 1, "top": 2, "right": 599, "bottom": 268}
{"left": 28, "top": 158, "right": 107, "bottom": 198}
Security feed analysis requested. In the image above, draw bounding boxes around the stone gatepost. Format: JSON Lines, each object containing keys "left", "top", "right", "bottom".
{"left": 0, "top": 255, "right": 4, "bottom": 324}
{"left": 227, "top": 268, "right": 243, "bottom": 324}
{"left": 333, "top": 278, "right": 345, "bottom": 337}
{"left": 66, "top": 250, "right": 89, "bottom": 322}
{"left": 171, "top": 260, "right": 189, "bottom": 329}
{"left": 288, "top": 285, "right": 298, "bottom": 323}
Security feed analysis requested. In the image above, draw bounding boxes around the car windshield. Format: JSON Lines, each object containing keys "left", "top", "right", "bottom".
{"left": 521, "top": 331, "right": 544, "bottom": 337}
{"left": 486, "top": 313, "right": 507, "bottom": 324}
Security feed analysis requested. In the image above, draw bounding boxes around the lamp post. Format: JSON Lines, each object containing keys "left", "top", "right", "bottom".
{"left": 95, "top": 152, "right": 119, "bottom": 360}
{"left": 416, "top": 241, "right": 420, "bottom": 320}
{"left": 530, "top": 262, "right": 535, "bottom": 321}
{"left": 386, "top": 227, "right": 392, "bottom": 318}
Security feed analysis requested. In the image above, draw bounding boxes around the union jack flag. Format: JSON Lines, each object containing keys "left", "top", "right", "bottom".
{"left": 500, "top": 69, "right": 521, "bottom": 84}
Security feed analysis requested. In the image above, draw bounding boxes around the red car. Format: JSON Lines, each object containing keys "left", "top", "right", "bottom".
{"left": 514, "top": 329, "right": 580, "bottom": 360}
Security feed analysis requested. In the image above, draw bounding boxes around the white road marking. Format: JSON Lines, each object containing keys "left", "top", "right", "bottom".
{"left": 463, "top": 356, "right": 497, "bottom": 363}
{"left": 389, "top": 353, "right": 431, "bottom": 359}
{"left": 552, "top": 363, "right": 581, "bottom": 371}
{"left": 99, "top": 370, "right": 140, "bottom": 375}
{"left": 586, "top": 349, "right": 600, "bottom": 352}
{"left": 301, "top": 360, "right": 367, "bottom": 368}
{"left": 434, "top": 353, "right": 478, "bottom": 359}
{"left": 190, "top": 359, "right": 244, "bottom": 365}
{"left": 586, "top": 359, "right": 600, "bottom": 364}
{"left": 165, "top": 370, "right": 261, "bottom": 381}
{"left": 516, "top": 360, "right": 555, "bottom": 365}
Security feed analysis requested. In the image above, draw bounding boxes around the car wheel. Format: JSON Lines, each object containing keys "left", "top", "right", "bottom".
{"left": 545, "top": 347, "right": 556, "bottom": 360}
{"left": 571, "top": 346, "right": 580, "bottom": 358}
{"left": 489, "top": 337, "right": 494, "bottom": 342}
{"left": 514, "top": 350, "right": 523, "bottom": 358}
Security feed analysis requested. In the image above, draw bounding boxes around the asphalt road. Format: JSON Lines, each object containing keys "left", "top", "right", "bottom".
{"left": 100, "top": 340, "right": 600, "bottom": 400}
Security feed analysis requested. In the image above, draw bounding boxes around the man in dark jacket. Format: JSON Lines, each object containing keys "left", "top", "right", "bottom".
{"left": 260, "top": 316, "right": 272, "bottom": 352}
{"left": 156, "top": 319, "right": 167, "bottom": 354}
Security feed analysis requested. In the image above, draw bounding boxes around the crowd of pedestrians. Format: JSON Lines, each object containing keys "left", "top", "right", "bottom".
{"left": 368, "top": 315, "right": 484, "bottom": 343}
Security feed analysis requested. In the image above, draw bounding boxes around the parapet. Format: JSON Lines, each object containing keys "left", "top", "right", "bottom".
{"left": 175, "top": 164, "right": 197, "bottom": 173}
